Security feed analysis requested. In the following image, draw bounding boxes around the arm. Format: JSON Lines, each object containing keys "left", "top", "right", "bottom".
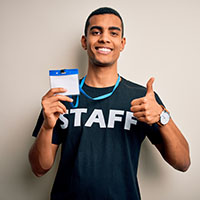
{"left": 130, "top": 78, "right": 190, "bottom": 172}
{"left": 155, "top": 118, "right": 190, "bottom": 172}
{"left": 29, "top": 126, "right": 59, "bottom": 176}
{"left": 29, "top": 88, "right": 73, "bottom": 177}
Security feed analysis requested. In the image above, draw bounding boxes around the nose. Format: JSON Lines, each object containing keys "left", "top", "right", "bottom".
{"left": 98, "top": 31, "right": 110, "bottom": 43}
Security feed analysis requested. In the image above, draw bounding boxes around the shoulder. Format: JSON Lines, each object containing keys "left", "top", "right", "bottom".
{"left": 120, "top": 76, "right": 164, "bottom": 105}
{"left": 120, "top": 77, "right": 147, "bottom": 93}
{"left": 117, "top": 77, "right": 147, "bottom": 100}
{"left": 119, "top": 77, "right": 163, "bottom": 103}
{"left": 121, "top": 77, "right": 145, "bottom": 89}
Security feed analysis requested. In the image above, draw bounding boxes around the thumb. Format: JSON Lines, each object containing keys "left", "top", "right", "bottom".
{"left": 146, "top": 77, "right": 155, "bottom": 95}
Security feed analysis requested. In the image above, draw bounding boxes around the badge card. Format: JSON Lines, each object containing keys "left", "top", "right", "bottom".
{"left": 49, "top": 69, "right": 80, "bottom": 96}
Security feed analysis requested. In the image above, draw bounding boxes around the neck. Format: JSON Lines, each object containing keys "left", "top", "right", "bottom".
{"left": 85, "top": 63, "right": 119, "bottom": 88}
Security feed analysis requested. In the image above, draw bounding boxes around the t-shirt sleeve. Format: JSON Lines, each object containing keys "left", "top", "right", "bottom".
{"left": 32, "top": 110, "right": 65, "bottom": 145}
{"left": 146, "top": 92, "right": 165, "bottom": 144}
{"left": 146, "top": 123, "right": 163, "bottom": 144}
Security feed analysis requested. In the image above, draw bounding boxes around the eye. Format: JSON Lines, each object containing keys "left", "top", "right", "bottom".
{"left": 111, "top": 32, "right": 118, "bottom": 36}
{"left": 92, "top": 31, "right": 101, "bottom": 35}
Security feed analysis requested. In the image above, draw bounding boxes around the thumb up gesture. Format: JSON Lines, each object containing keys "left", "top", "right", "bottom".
{"left": 130, "top": 78, "right": 163, "bottom": 125}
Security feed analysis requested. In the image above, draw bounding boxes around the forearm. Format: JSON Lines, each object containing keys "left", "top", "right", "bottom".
{"left": 29, "top": 124, "right": 58, "bottom": 176}
{"left": 29, "top": 88, "right": 72, "bottom": 176}
{"left": 156, "top": 118, "right": 191, "bottom": 172}
{"left": 130, "top": 79, "right": 190, "bottom": 171}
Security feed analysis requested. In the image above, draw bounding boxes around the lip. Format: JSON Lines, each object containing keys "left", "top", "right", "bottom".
{"left": 95, "top": 46, "right": 113, "bottom": 54}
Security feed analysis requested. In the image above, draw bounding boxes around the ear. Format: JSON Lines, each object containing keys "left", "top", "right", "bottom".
{"left": 81, "top": 35, "right": 87, "bottom": 50}
{"left": 120, "top": 37, "right": 126, "bottom": 52}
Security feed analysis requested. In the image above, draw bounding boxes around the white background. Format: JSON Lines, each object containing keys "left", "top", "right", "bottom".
{"left": 0, "top": 0, "right": 199, "bottom": 199}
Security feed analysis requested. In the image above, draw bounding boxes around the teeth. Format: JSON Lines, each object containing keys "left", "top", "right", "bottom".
{"left": 98, "top": 48, "right": 111, "bottom": 52}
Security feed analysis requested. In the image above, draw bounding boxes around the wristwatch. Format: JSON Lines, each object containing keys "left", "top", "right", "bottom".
{"left": 157, "top": 105, "right": 171, "bottom": 126}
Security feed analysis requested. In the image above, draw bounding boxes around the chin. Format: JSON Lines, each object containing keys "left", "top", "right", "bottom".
{"left": 93, "top": 60, "right": 115, "bottom": 67}
{"left": 95, "top": 63, "right": 111, "bottom": 67}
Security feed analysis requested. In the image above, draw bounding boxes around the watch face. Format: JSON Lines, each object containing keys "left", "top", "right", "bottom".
{"left": 160, "top": 111, "right": 170, "bottom": 125}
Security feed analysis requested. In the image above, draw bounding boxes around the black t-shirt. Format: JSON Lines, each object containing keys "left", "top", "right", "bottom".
{"left": 33, "top": 77, "right": 163, "bottom": 200}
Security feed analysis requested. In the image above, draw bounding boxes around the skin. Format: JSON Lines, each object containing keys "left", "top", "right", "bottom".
{"left": 81, "top": 14, "right": 126, "bottom": 87}
{"left": 29, "top": 88, "right": 73, "bottom": 176}
{"left": 29, "top": 14, "right": 190, "bottom": 177}
{"left": 130, "top": 78, "right": 190, "bottom": 171}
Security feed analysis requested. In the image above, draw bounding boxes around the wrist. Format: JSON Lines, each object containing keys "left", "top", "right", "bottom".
{"left": 41, "top": 122, "right": 54, "bottom": 132}
{"left": 157, "top": 105, "right": 171, "bottom": 127}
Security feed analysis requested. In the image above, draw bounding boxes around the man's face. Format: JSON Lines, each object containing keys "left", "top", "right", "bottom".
{"left": 81, "top": 14, "right": 126, "bottom": 67}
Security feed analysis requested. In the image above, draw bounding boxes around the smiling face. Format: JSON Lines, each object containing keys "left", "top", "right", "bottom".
{"left": 81, "top": 14, "right": 126, "bottom": 68}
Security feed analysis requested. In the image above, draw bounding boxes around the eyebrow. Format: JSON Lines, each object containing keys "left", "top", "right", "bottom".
{"left": 90, "top": 26, "right": 121, "bottom": 32}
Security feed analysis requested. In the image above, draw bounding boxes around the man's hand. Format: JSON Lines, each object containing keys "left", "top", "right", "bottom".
{"left": 41, "top": 88, "right": 73, "bottom": 130}
{"left": 130, "top": 77, "right": 163, "bottom": 125}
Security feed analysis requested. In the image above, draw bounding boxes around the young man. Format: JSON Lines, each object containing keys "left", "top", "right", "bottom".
{"left": 29, "top": 7, "right": 190, "bottom": 200}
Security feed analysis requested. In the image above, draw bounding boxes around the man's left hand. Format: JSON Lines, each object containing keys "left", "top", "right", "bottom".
{"left": 130, "top": 77, "right": 163, "bottom": 125}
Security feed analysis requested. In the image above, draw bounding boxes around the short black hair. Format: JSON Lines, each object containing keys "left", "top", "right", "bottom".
{"left": 84, "top": 7, "right": 124, "bottom": 37}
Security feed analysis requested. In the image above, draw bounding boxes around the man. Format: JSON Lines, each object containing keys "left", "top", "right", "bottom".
{"left": 29, "top": 7, "right": 190, "bottom": 200}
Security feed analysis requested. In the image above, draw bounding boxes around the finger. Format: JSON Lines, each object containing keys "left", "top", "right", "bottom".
{"left": 130, "top": 104, "right": 146, "bottom": 112}
{"left": 133, "top": 111, "right": 145, "bottom": 119}
{"left": 146, "top": 77, "right": 155, "bottom": 95}
{"left": 135, "top": 116, "right": 147, "bottom": 123}
{"left": 136, "top": 116, "right": 154, "bottom": 125}
{"left": 44, "top": 88, "right": 67, "bottom": 98}
{"left": 43, "top": 95, "right": 73, "bottom": 104}
{"left": 50, "top": 101, "right": 67, "bottom": 113}
{"left": 45, "top": 102, "right": 67, "bottom": 115}
{"left": 51, "top": 95, "right": 73, "bottom": 103}
{"left": 131, "top": 97, "right": 147, "bottom": 106}
{"left": 132, "top": 111, "right": 149, "bottom": 123}
{"left": 49, "top": 106, "right": 66, "bottom": 115}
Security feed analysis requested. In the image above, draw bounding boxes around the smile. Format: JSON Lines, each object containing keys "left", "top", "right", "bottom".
{"left": 95, "top": 47, "right": 112, "bottom": 54}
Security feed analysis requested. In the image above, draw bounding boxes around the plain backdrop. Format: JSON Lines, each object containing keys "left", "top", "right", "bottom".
{"left": 0, "top": 0, "right": 200, "bottom": 199}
